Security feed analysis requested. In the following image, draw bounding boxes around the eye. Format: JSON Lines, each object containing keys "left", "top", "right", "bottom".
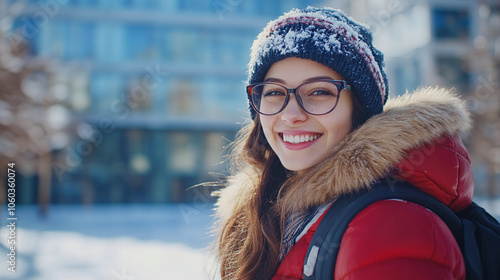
{"left": 263, "top": 90, "right": 286, "bottom": 97}
{"left": 309, "top": 89, "right": 336, "bottom": 96}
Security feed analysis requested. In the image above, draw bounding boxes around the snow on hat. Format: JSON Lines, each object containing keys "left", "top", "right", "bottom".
{"left": 247, "top": 6, "right": 388, "bottom": 123}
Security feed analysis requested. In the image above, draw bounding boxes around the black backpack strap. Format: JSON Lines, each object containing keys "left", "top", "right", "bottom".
{"left": 457, "top": 202, "right": 500, "bottom": 280}
{"left": 303, "top": 180, "right": 463, "bottom": 280}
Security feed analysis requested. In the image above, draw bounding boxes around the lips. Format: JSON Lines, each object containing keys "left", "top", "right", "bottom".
{"left": 278, "top": 131, "right": 322, "bottom": 150}
{"left": 282, "top": 133, "right": 320, "bottom": 144}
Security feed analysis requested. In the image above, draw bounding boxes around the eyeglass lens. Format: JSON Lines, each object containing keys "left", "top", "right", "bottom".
{"left": 251, "top": 81, "right": 341, "bottom": 115}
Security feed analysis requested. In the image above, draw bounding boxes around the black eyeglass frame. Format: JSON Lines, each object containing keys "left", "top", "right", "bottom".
{"left": 246, "top": 79, "right": 352, "bottom": 116}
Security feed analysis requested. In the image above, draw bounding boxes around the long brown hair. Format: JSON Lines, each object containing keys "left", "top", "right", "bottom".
{"left": 215, "top": 90, "right": 363, "bottom": 280}
{"left": 215, "top": 115, "right": 289, "bottom": 279}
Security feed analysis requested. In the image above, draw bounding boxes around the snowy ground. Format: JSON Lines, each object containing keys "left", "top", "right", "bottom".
{"left": 0, "top": 203, "right": 219, "bottom": 280}
{"left": 0, "top": 197, "right": 499, "bottom": 280}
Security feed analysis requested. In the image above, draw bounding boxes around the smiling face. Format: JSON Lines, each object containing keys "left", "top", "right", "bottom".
{"left": 260, "top": 57, "right": 354, "bottom": 171}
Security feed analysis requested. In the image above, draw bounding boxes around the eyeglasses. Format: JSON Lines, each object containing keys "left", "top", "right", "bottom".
{"left": 247, "top": 79, "right": 351, "bottom": 116}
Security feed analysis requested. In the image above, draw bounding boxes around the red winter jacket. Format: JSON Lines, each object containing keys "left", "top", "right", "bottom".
{"left": 215, "top": 88, "right": 472, "bottom": 280}
{"left": 272, "top": 134, "right": 472, "bottom": 280}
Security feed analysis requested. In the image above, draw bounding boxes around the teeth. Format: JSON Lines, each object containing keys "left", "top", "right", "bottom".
{"left": 283, "top": 134, "right": 319, "bottom": 144}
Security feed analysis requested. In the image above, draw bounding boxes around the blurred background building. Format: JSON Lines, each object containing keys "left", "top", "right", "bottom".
{"left": 0, "top": 0, "right": 326, "bottom": 207}
{"left": 345, "top": 0, "right": 500, "bottom": 197}
{"left": 0, "top": 0, "right": 499, "bottom": 208}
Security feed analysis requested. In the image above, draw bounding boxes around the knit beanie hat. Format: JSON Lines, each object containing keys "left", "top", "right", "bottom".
{"left": 247, "top": 7, "right": 388, "bottom": 123}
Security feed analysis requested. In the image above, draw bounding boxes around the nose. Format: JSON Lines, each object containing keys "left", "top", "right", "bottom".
{"left": 281, "top": 94, "right": 307, "bottom": 124}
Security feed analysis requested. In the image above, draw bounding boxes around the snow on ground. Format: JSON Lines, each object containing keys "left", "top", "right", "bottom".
{"left": 0, "top": 197, "right": 499, "bottom": 280}
{"left": 0, "top": 203, "right": 219, "bottom": 280}
{"left": 0, "top": 229, "right": 216, "bottom": 280}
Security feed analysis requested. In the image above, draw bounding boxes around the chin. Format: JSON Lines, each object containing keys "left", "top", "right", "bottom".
{"left": 280, "top": 159, "right": 314, "bottom": 172}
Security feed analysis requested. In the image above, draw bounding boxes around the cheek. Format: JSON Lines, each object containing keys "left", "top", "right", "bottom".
{"left": 325, "top": 108, "right": 354, "bottom": 142}
{"left": 260, "top": 116, "right": 275, "bottom": 142}
{"left": 339, "top": 112, "right": 354, "bottom": 133}
{"left": 336, "top": 97, "right": 354, "bottom": 131}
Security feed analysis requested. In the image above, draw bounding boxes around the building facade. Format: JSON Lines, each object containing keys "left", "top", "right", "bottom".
{"left": 346, "top": 0, "right": 500, "bottom": 195}
{"left": 6, "top": 0, "right": 325, "bottom": 203}
{"left": 9, "top": 0, "right": 496, "bottom": 203}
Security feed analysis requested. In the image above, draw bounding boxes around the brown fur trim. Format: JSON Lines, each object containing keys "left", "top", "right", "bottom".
{"left": 217, "top": 87, "right": 471, "bottom": 215}
{"left": 213, "top": 167, "right": 260, "bottom": 222}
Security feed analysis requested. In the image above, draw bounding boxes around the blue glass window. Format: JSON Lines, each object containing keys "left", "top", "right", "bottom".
{"left": 65, "top": 0, "right": 99, "bottom": 7}
{"left": 432, "top": 8, "right": 470, "bottom": 40}
{"left": 435, "top": 55, "right": 470, "bottom": 92}
{"left": 67, "top": 22, "right": 95, "bottom": 59}
{"left": 125, "top": 24, "right": 158, "bottom": 61}
{"left": 89, "top": 72, "right": 125, "bottom": 113}
{"left": 94, "top": 24, "right": 125, "bottom": 61}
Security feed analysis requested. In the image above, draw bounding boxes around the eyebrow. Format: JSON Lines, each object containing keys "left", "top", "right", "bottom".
{"left": 263, "top": 76, "right": 336, "bottom": 85}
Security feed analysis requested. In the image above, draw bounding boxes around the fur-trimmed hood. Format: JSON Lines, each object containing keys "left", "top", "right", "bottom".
{"left": 216, "top": 87, "right": 473, "bottom": 220}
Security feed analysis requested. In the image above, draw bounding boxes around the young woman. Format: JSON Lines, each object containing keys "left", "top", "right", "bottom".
{"left": 214, "top": 7, "right": 472, "bottom": 280}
